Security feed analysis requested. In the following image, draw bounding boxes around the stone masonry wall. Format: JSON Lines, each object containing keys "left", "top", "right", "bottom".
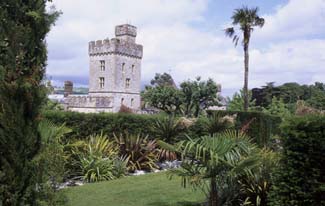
{"left": 67, "top": 24, "right": 143, "bottom": 113}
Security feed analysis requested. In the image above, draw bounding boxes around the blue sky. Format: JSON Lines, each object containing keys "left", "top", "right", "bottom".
{"left": 46, "top": 0, "right": 325, "bottom": 97}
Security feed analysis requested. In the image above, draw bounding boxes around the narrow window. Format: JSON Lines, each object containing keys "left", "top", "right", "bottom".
{"left": 99, "top": 77, "right": 105, "bottom": 88}
{"left": 122, "top": 63, "right": 125, "bottom": 73}
{"left": 121, "top": 98, "right": 124, "bottom": 105}
{"left": 131, "top": 98, "right": 134, "bottom": 107}
{"left": 125, "top": 78, "right": 130, "bottom": 88}
{"left": 131, "top": 65, "right": 135, "bottom": 73}
{"left": 100, "top": 60, "right": 105, "bottom": 71}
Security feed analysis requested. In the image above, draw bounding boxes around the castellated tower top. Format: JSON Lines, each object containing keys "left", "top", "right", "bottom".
{"left": 88, "top": 24, "right": 143, "bottom": 59}
{"left": 115, "top": 24, "right": 137, "bottom": 37}
{"left": 115, "top": 24, "right": 137, "bottom": 43}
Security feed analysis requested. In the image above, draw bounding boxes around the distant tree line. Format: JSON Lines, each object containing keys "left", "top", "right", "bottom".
{"left": 227, "top": 81, "right": 325, "bottom": 117}
{"left": 251, "top": 82, "right": 325, "bottom": 111}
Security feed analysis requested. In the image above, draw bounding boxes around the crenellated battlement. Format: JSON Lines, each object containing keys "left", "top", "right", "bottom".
{"left": 66, "top": 95, "right": 113, "bottom": 108}
{"left": 88, "top": 24, "right": 143, "bottom": 59}
{"left": 115, "top": 24, "right": 137, "bottom": 37}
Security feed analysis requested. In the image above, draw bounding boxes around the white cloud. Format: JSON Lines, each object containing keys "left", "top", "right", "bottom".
{"left": 46, "top": 0, "right": 325, "bottom": 97}
{"left": 256, "top": 0, "right": 325, "bottom": 41}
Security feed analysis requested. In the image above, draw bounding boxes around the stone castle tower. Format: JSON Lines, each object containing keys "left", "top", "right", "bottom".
{"left": 66, "top": 24, "right": 143, "bottom": 113}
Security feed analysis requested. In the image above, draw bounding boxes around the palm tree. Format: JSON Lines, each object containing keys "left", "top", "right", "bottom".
{"left": 225, "top": 7, "right": 265, "bottom": 111}
{"left": 171, "top": 130, "right": 258, "bottom": 206}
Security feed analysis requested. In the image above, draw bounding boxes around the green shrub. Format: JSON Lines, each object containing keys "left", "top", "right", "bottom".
{"left": 239, "top": 149, "right": 279, "bottom": 206}
{"left": 207, "top": 111, "right": 281, "bottom": 147}
{"left": 43, "top": 111, "right": 165, "bottom": 141}
{"left": 114, "top": 133, "right": 159, "bottom": 172}
{"left": 187, "top": 116, "right": 210, "bottom": 138}
{"left": 34, "top": 121, "right": 71, "bottom": 205}
{"left": 70, "top": 133, "right": 127, "bottom": 182}
{"left": 269, "top": 115, "right": 325, "bottom": 206}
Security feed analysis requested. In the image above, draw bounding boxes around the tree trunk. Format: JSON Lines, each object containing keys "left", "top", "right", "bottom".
{"left": 209, "top": 177, "right": 218, "bottom": 206}
{"left": 243, "top": 33, "right": 250, "bottom": 111}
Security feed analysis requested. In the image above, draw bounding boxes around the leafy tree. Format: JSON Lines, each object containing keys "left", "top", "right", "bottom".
{"left": 251, "top": 83, "right": 279, "bottom": 108}
{"left": 263, "top": 97, "right": 291, "bottom": 119}
{"left": 0, "top": 1, "right": 59, "bottom": 205}
{"left": 307, "top": 82, "right": 325, "bottom": 110}
{"left": 149, "top": 72, "right": 176, "bottom": 87}
{"left": 227, "top": 89, "right": 257, "bottom": 111}
{"left": 142, "top": 86, "right": 183, "bottom": 114}
{"left": 180, "top": 77, "right": 220, "bottom": 117}
{"left": 143, "top": 76, "right": 220, "bottom": 117}
{"left": 277, "top": 82, "right": 308, "bottom": 104}
{"left": 225, "top": 6, "right": 265, "bottom": 111}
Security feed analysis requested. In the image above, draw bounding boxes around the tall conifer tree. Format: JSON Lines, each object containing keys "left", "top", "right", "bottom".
{"left": 0, "top": 1, "right": 59, "bottom": 205}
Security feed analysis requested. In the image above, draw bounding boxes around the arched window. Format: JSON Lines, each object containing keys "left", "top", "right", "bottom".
{"left": 131, "top": 98, "right": 134, "bottom": 107}
{"left": 121, "top": 98, "right": 124, "bottom": 105}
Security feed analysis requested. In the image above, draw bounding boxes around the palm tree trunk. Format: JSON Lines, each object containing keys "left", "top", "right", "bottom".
{"left": 209, "top": 177, "right": 218, "bottom": 206}
{"left": 243, "top": 34, "right": 250, "bottom": 111}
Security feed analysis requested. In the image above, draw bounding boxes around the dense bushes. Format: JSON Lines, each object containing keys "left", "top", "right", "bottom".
{"left": 269, "top": 115, "right": 325, "bottom": 206}
{"left": 207, "top": 110, "right": 281, "bottom": 147}
{"left": 43, "top": 111, "right": 165, "bottom": 140}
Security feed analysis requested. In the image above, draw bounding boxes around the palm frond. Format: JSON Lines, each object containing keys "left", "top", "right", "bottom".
{"left": 225, "top": 27, "right": 235, "bottom": 37}
{"left": 38, "top": 120, "right": 71, "bottom": 144}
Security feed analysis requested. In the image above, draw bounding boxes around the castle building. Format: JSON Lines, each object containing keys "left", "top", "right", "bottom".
{"left": 65, "top": 24, "right": 143, "bottom": 113}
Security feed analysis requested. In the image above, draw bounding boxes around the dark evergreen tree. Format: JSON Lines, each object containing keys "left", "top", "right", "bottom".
{"left": 0, "top": 1, "right": 59, "bottom": 205}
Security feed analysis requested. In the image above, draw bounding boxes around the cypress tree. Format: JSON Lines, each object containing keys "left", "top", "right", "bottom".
{"left": 0, "top": 1, "right": 59, "bottom": 205}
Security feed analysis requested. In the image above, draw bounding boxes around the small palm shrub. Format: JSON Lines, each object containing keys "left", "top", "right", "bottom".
{"left": 169, "top": 130, "right": 258, "bottom": 206}
{"left": 206, "top": 112, "right": 235, "bottom": 135}
{"left": 77, "top": 156, "right": 115, "bottom": 182}
{"left": 152, "top": 116, "right": 185, "bottom": 143}
{"left": 71, "top": 133, "right": 128, "bottom": 182}
{"left": 114, "top": 133, "right": 159, "bottom": 172}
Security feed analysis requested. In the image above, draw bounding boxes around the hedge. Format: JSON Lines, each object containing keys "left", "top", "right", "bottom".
{"left": 43, "top": 111, "right": 165, "bottom": 140}
{"left": 269, "top": 115, "right": 325, "bottom": 206}
{"left": 44, "top": 110, "right": 281, "bottom": 147}
{"left": 207, "top": 110, "right": 282, "bottom": 147}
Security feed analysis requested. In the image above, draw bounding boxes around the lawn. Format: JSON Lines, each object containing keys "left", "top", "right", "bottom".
{"left": 63, "top": 172, "right": 205, "bottom": 206}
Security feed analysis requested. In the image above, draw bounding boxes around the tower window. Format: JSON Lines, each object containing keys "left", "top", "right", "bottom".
{"left": 100, "top": 60, "right": 105, "bottom": 71}
{"left": 121, "top": 98, "right": 124, "bottom": 105}
{"left": 131, "top": 98, "right": 134, "bottom": 107}
{"left": 122, "top": 63, "right": 125, "bottom": 73}
{"left": 131, "top": 65, "right": 135, "bottom": 73}
{"left": 99, "top": 77, "right": 105, "bottom": 88}
{"left": 125, "top": 78, "right": 130, "bottom": 88}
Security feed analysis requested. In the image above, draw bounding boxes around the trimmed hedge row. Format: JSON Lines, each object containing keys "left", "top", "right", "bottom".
{"left": 44, "top": 110, "right": 281, "bottom": 147}
{"left": 207, "top": 110, "right": 282, "bottom": 147}
{"left": 43, "top": 111, "right": 165, "bottom": 140}
{"left": 269, "top": 115, "right": 325, "bottom": 206}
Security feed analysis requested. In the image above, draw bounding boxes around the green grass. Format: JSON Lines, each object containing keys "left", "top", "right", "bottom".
{"left": 63, "top": 172, "right": 205, "bottom": 206}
